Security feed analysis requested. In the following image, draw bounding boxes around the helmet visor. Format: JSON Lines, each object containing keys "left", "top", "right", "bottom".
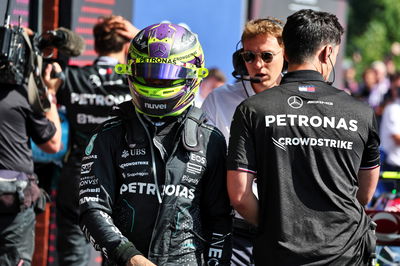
{"left": 132, "top": 62, "right": 200, "bottom": 80}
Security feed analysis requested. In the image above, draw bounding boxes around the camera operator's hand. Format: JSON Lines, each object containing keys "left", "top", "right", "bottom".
{"left": 43, "top": 62, "right": 63, "bottom": 95}
{"left": 107, "top": 15, "right": 139, "bottom": 40}
{"left": 22, "top": 27, "right": 34, "bottom": 36}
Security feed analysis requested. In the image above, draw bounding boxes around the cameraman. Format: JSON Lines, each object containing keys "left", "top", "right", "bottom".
{"left": 0, "top": 50, "right": 62, "bottom": 265}
{"left": 44, "top": 15, "right": 138, "bottom": 265}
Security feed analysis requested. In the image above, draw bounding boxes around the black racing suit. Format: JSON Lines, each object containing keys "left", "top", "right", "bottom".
{"left": 55, "top": 57, "right": 131, "bottom": 265}
{"left": 79, "top": 101, "right": 232, "bottom": 265}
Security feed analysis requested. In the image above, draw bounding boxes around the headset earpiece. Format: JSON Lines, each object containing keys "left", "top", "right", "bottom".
{"left": 324, "top": 46, "right": 333, "bottom": 59}
{"left": 232, "top": 48, "right": 248, "bottom": 77}
{"left": 282, "top": 60, "right": 288, "bottom": 73}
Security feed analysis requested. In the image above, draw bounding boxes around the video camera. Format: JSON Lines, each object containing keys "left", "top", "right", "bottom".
{"left": 0, "top": 3, "right": 85, "bottom": 113}
{"left": 0, "top": 18, "right": 30, "bottom": 87}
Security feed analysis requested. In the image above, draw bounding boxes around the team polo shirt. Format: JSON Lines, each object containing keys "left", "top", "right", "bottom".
{"left": 227, "top": 70, "right": 380, "bottom": 265}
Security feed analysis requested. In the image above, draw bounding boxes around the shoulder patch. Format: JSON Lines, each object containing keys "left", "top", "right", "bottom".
{"left": 100, "top": 118, "right": 123, "bottom": 132}
{"left": 201, "top": 123, "right": 224, "bottom": 138}
{"left": 85, "top": 134, "right": 97, "bottom": 156}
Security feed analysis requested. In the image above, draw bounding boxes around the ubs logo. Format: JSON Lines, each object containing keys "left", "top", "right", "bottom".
{"left": 121, "top": 148, "right": 146, "bottom": 158}
{"left": 287, "top": 96, "right": 303, "bottom": 109}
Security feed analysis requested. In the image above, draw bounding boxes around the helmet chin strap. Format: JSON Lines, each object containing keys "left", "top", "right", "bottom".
{"left": 144, "top": 115, "right": 166, "bottom": 126}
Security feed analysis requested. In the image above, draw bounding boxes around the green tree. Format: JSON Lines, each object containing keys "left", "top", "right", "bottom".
{"left": 346, "top": 0, "right": 400, "bottom": 77}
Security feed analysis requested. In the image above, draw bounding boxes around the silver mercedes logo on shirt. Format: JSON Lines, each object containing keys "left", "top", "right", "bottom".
{"left": 287, "top": 96, "right": 303, "bottom": 109}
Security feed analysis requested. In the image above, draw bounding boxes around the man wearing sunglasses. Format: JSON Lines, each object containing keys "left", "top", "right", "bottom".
{"left": 202, "top": 18, "right": 285, "bottom": 265}
{"left": 228, "top": 9, "right": 380, "bottom": 265}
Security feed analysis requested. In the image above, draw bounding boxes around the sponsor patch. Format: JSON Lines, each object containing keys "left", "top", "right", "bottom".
{"left": 298, "top": 85, "right": 316, "bottom": 92}
{"left": 81, "top": 162, "right": 94, "bottom": 174}
{"left": 85, "top": 134, "right": 97, "bottom": 155}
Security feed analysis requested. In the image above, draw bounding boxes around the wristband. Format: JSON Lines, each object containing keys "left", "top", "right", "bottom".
{"left": 113, "top": 241, "right": 142, "bottom": 265}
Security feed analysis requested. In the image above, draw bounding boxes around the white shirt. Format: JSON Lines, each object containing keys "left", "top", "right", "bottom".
{"left": 201, "top": 81, "right": 255, "bottom": 143}
{"left": 368, "top": 78, "right": 390, "bottom": 108}
{"left": 380, "top": 99, "right": 400, "bottom": 167}
{"left": 202, "top": 81, "right": 258, "bottom": 217}
{"left": 194, "top": 91, "right": 205, "bottom": 108}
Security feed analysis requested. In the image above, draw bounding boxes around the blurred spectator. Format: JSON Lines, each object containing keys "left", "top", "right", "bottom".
{"left": 357, "top": 67, "right": 377, "bottom": 101}
{"left": 380, "top": 84, "right": 400, "bottom": 171}
{"left": 384, "top": 55, "right": 396, "bottom": 79}
{"left": 194, "top": 67, "right": 226, "bottom": 107}
{"left": 386, "top": 72, "right": 400, "bottom": 103}
{"left": 343, "top": 65, "right": 360, "bottom": 95}
{"left": 368, "top": 60, "right": 390, "bottom": 110}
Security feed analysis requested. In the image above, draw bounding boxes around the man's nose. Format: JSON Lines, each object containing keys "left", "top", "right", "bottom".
{"left": 253, "top": 55, "right": 264, "bottom": 68}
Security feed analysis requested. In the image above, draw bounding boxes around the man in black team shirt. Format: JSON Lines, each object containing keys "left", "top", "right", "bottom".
{"left": 227, "top": 9, "right": 381, "bottom": 265}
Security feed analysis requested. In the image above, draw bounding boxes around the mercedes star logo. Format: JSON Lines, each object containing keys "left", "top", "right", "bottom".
{"left": 287, "top": 96, "right": 303, "bottom": 109}
{"left": 154, "top": 43, "right": 167, "bottom": 57}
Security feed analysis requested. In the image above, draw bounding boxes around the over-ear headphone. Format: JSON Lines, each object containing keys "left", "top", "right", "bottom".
{"left": 231, "top": 18, "right": 287, "bottom": 83}
{"left": 232, "top": 42, "right": 250, "bottom": 78}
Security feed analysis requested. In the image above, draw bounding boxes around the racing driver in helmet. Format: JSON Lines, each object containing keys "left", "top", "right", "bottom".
{"left": 78, "top": 23, "right": 232, "bottom": 266}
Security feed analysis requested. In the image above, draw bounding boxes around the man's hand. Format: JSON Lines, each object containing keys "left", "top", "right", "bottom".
{"left": 43, "top": 62, "right": 63, "bottom": 94}
{"left": 126, "top": 255, "right": 156, "bottom": 266}
{"left": 107, "top": 15, "right": 139, "bottom": 40}
{"left": 22, "top": 27, "right": 34, "bottom": 36}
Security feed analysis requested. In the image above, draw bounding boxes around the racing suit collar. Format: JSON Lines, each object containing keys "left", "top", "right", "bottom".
{"left": 281, "top": 70, "right": 325, "bottom": 84}
{"left": 114, "top": 101, "right": 191, "bottom": 149}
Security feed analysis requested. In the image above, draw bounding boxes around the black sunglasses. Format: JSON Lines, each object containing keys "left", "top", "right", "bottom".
{"left": 241, "top": 50, "right": 281, "bottom": 63}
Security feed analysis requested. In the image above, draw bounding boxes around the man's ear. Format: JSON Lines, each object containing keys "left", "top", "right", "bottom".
{"left": 319, "top": 45, "right": 332, "bottom": 64}
{"left": 283, "top": 50, "right": 289, "bottom": 63}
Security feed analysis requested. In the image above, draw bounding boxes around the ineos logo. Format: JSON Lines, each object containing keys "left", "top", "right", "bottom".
{"left": 287, "top": 96, "right": 303, "bottom": 109}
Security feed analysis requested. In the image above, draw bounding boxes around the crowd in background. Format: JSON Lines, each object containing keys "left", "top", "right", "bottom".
{"left": 343, "top": 58, "right": 395, "bottom": 118}
{"left": 342, "top": 57, "right": 400, "bottom": 172}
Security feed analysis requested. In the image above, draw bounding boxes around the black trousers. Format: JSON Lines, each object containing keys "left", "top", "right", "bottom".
{"left": 231, "top": 218, "right": 256, "bottom": 266}
{"left": 0, "top": 207, "right": 35, "bottom": 266}
{"left": 56, "top": 163, "right": 91, "bottom": 266}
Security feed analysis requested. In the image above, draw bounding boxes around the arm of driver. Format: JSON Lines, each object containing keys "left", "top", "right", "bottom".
{"left": 126, "top": 255, "right": 156, "bottom": 266}
{"left": 357, "top": 166, "right": 380, "bottom": 206}
{"left": 227, "top": 170, "right": 259, "bottom": 226}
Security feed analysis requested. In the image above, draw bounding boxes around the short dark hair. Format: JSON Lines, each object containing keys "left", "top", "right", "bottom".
{"left": 93, "top": 15, "right": 131, "bottom": 55}
{"left": 283, "top": 9, "right": 344, "bottom": 64}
